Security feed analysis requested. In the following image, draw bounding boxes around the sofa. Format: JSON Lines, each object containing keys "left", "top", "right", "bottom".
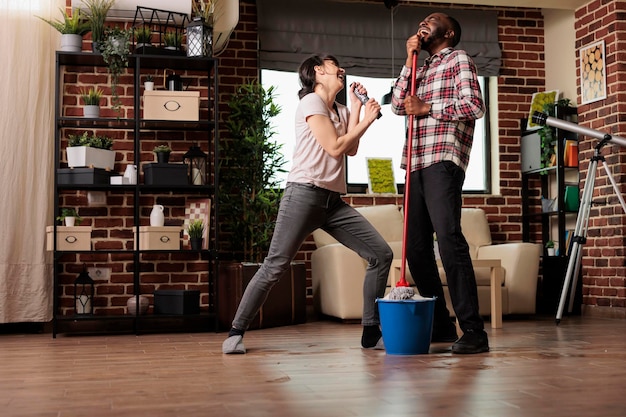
{"left": 311, "top": 204, "right": 541, "bottom": 320}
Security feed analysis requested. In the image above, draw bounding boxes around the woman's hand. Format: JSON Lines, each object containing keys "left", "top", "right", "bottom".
{"left": 349, "top": 82, "right": 366, "bottom": 107}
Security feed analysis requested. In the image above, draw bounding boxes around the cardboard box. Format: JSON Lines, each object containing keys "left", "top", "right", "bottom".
{"left": 143, "top": 163, "right": 188, "bottom": 185}
{"left": 58, "top": 168, "right": 115, "bottom": 185}
{"left": 154, "top": 290, "right": 200, "bottom": 315}
{"left": 46, "top": 226, "right": 92, "bottom": 251}
{"left": 134, "top": 226, "right": 181, "bottom": 250}
{"left": 143, "top": 90, "right": 200, "bottom": 121}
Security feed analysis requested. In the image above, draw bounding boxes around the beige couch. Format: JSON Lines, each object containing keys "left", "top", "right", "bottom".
{"left": 311, "top": 205, "right": 541, "bottom": 320}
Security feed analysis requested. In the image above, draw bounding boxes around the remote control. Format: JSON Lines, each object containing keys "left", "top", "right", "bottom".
{"left": 352, "top": 85, "right": 382, "bottom": 119}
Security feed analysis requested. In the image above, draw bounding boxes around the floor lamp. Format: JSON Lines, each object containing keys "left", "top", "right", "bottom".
{"left": 532, "top": 111, "right": 626, "bottom": 324}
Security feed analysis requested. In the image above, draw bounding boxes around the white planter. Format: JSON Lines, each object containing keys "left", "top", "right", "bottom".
{"left": 60, "top": 34, "right": 83, "bottom": 52}
{"left": 66, "top": 146, "right": 116, "bottom": 170}
{"left": 144, "top": 81, "right": 154, "bottom": 91}
{"left": 83, "top": 105, "right": 100, "bottom": 118}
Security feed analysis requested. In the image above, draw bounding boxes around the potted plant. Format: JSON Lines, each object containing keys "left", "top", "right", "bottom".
{"left": 56, "top": 208, "right": 82, "bottom": 227}
{"left": 144, "top": 74, "right": 155, "bottom": 91}
{"left": 66, "top": 131, "right": 115, "bottom": 170}
{"left": 81, "top": 0, "right": 116, "bottom": 53}
{"left": 153, "top": 144, "right": 171, "bottom": 164}
{"left": 79, "top": 86, "right": 104, "bottom": 118}
{"left": 134, "top": 25, "right": 152, "bottom": 48}
{"left": 163, "top": 30, "right": 183, "bottom": 51}
{"left": 187, "top": 219, "right": 205, "bottom": 251}
{"left": 545, "top": 240, "right": 556, "bottom": 256}
{"left": 101, "top": 26, "right": 131, "bottom": 113}
{"left": 36, "top": 7, "right": 91, "bottom": 52}
{"left": 219, "top": 82, "right": 285, "bottom": 263}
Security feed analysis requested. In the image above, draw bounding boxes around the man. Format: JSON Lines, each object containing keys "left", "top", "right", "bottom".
{"left": 391, "top": 12, "right": 488, "bottom": 354}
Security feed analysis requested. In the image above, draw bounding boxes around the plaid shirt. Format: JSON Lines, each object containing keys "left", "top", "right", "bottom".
{"left": 391, "top": 47, "right": 485, "bottom": 172}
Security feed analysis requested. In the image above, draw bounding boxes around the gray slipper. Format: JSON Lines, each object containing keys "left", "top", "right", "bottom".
{"left": 222, "top": 335, "right": 246, "bottom": 354}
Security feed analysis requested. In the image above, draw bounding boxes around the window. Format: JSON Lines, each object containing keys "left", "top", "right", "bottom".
{"left": 261, "top": 70, "right": 491, "bottom": 193}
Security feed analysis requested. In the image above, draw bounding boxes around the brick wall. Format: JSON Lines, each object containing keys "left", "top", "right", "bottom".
{"left": 574, "top": 1, "right": 626, "bottom": 316}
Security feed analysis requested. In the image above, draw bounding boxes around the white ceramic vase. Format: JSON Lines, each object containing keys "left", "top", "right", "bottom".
{"left": 150, "top": 205, "right": 165, "bottom": 226}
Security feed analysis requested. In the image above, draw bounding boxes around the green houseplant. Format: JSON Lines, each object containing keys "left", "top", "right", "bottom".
{"left": 134, "top": 25, "right": 152, "bottom": 46}
{"left": 187, "top": 219, "right": 205, "bottom": 251}
{"left": 153, "top": 144, "right": 171, "bottom": 164}
{"left": 79, "top": 86, "right": 104, "bottom": 105}
{"left": 538, "top": 98, "right": 572, "bottom": 170}
{"left": 82, "top": 0, "right": 116, "bottom": 52}
{"left": 219, "top": 82, "right": 285, "bottom": 263}
{"left": 163, "top": 30, "right": 183, "bottom": 50}
{"left": 101, "top": 26, "right": 131, "bottom": 113}
{"left": 36, "top": 7, "right": 91, "bottom": 52}
{"left": 56, "top": 208, "right": 83, "bottom": 227}
{"left": 66, "top": 131, "right": 115, "bottom": 169}
{"left": 79, "top": 86, "right": 104, "bottom": 118}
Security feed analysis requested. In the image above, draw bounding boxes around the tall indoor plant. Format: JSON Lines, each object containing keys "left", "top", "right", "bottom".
{"left": 218, "top": 82, "right": 307, "bottom": 331}
{"left": 82, "top": 0, "right": 116, "bottom": 52}
{"left": 219, "top": 82, "right": 285, "bottom": 263}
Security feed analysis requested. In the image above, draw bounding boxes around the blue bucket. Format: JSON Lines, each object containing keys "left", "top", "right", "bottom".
{"left": 377, "top": 297, "right": 436, "bottom": 355}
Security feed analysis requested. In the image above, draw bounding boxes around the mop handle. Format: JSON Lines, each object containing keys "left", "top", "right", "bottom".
{"left": 399, "top": 50, "right": 418, "bottom": 287}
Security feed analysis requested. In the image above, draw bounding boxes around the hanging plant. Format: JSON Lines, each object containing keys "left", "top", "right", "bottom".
{"left": 538, "top": 98, "right": 572, "bottom": 171}
{"left": 101, "top": 26, "right": 131, "bottom": 113}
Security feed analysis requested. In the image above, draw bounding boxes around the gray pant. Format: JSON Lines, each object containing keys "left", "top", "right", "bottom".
{"left": 232, "top": 182, "right": 393, "bottom": 330}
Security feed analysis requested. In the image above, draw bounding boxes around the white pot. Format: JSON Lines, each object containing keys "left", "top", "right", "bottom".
{"left": 83, "top": 105, "right": 100, "bottom": 118}
{"left": 64, "top": 216, "right": 76, "bottom": 227}
{"left": 60, "top": 34, "right": 83, "bottom": 52}
{"left": 66, "top": 146, "right": 116, "bottom": 170}
{"left": 547, "top": 248, "right": 556, "bottom": 256}
{"left": 144, "top": 81, "right": 154, "bottom": 91}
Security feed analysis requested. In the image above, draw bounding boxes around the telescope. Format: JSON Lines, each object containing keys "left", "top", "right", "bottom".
{"left": 532, "top": 111, "right": 626, "bottom": 148}
{"left": 531, "top": 111, "right": 626, "bottom": 324}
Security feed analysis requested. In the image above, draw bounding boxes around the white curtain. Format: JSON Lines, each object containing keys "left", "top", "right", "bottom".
{"left": 0, "top": 0, "right": 63, "bottom": 322}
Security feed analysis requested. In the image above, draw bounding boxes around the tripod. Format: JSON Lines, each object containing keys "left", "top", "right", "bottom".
{"left": 532, "top": 111, "right": 626, "bottom": 324}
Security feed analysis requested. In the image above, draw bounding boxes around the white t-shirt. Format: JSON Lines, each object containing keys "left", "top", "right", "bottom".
{"left": 287, "top": 93, "right": 349, "bottom": 194}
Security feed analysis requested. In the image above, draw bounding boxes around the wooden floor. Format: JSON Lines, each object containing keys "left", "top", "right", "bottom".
{"left": 2, "top": 316, "right": 626, "bottom": 417}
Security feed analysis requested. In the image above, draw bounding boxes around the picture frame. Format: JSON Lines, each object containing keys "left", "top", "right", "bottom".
{"left": 527, "top": 90, "right": 559, "bottom": 131}
{"left": 580, "top": 40, "right": 607, "bottom": 105}
{"left": 366, "top": 157, "right": 397, "bottom": 194}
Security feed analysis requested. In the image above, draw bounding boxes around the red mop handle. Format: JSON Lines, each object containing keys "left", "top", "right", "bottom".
{"left": 398, "top": 50, "right": 418, "bottom": 287}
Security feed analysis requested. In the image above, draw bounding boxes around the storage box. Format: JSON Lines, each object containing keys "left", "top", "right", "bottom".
{"left": 154, "top": 290, "right": 200, "bottom": 315}
{"left": 46, "top": 226, "right": 92, "bottom": 251}
{"left": 143, "top": 163, "right": 188, "bottom": 185}
{"left": 58, "top": 168, "right": 115, "bottom": 185}
{"left": 143, "top": 90, "right": 200, "bottom": 121}
{"left": 134, "top": 226, "right": 181, "bottom": 250}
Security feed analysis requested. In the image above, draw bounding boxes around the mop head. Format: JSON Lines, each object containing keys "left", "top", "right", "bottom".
{"left": 387, "top": 286, "right": 416, "bottom": 300}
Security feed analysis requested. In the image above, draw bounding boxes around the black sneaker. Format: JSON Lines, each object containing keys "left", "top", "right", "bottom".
{"left": 451, "top": 329, "right": 489, "bottom": 354}
{"left": 431, "top": 321, "right": 458, "bottom": 343}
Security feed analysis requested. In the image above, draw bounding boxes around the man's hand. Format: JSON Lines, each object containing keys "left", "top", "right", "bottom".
{"left": 404, "top": 95, "right": 431, "bottom": 117}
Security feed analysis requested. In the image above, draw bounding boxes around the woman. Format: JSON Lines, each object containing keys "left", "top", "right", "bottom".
{"left": 223, "top": 54, "right": 393, "bottom": 354}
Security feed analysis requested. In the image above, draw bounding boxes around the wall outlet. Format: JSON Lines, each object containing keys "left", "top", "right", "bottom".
{"left": 87, "top": 191, "right": 106, "bottom": 206}
{"left": 88, "top": 267, "right": 111, "bottom": 281}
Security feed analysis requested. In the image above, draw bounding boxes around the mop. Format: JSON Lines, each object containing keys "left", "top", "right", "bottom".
{"left": 387, "top": 50, "right": 419, "bottom": 301}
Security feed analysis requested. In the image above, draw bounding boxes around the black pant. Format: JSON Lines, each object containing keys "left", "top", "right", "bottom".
{"left": 405, "top": 161, "right": 484, "bottom": 332}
